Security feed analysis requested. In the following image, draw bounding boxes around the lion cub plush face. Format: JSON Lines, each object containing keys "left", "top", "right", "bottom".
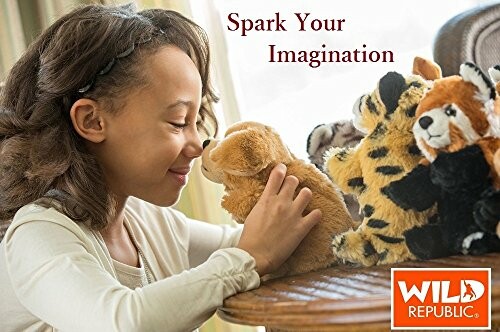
{"left": 413, "top": 62, "right": 497, "bottom": 162}
{"left": 201, "top": 121, "right": 293, "bottom": 184}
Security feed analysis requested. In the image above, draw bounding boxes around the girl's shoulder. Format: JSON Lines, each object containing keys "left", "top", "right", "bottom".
{"left": 8, "top": 203, "right": 86, "bottom": 236}
{"left": 3, "top": 203, "right": 100, "bottom": 260}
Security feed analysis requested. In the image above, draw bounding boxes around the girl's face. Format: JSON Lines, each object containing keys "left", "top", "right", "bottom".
{"left": 95, "top": 45, "right": 203, "bottom": 206}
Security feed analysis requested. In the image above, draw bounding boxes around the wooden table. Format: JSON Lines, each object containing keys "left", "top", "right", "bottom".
{"left": 218, "top": 253, "right": 499, "bottom": 331}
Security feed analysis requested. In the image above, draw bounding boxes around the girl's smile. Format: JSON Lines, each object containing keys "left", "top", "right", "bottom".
{"left": 168, "top": 166, "right": 192, "bottom": 186}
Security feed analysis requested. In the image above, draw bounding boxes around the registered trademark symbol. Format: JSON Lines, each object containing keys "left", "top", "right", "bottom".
{"left": 474, "top": 313, "right": 479, "bottom": 318}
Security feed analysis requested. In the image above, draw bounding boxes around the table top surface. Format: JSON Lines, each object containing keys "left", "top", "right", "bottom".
{"left": 218, "top": 253, "right": 500, "bottom": 331}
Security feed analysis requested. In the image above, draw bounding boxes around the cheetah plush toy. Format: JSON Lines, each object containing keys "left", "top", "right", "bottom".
{"left": 325, "top": 57, "right": 441, "bottom": 266}
{"left": 385, "top": 62, "right": 500, "bottom": 258}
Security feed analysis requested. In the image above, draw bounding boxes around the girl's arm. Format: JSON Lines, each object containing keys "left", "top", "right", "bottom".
{"left": 5, "top": 220, "right": 258, "bottom": 332}
{"left": 187, "top": 219, "right": 244, "bottom": 268}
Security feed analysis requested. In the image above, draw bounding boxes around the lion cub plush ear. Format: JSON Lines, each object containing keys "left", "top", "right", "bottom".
{"left": 210, "top": 126, "right": 292, "bottom": 176}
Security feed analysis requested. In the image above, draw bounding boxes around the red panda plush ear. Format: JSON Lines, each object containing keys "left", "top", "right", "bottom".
{"left": 488, "top": 65, "right": 500, "bottom": 96}
{"left": 487, "top": 65, "right": 500, "bottom": 136}
{"left": 412, "top": 56, "right": 442, "bottom": 80}
{"left": 460, "top": 62, "right": 496, "bottom": 102}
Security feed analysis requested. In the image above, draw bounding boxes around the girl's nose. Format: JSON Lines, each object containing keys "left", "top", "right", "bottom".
{"left": 186, "top": 133, "right": 203, "bottom": 158}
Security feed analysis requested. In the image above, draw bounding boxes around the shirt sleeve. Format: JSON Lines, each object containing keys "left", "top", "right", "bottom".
{"left": 186, "top": 218, "right": 244, "bottom": 268}
{"left": 5, "top": 220, "right": 259, "bottom": 332}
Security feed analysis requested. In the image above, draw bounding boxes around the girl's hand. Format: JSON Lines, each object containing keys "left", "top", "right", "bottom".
{"left": 237, "top": 163, "right": 322, "bottom": 276}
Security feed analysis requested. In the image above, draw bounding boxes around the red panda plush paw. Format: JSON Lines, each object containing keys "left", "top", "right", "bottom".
{"left": 429, "top": 145, "right": 491, "bottom": 194}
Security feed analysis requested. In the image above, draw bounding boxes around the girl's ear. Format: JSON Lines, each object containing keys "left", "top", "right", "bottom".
{"left": 69, "top": 99, "right": 106, "bottom": 143}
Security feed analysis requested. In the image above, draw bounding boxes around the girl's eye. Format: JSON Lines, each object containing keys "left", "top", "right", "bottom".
{"left": 170, "top": 122, "right": 188, "bottom": 129}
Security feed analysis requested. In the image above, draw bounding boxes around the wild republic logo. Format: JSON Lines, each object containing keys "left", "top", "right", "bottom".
{"left": 391, "top": 268, "right": 491, "bottom": 329}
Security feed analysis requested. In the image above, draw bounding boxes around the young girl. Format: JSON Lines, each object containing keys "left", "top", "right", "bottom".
{"left": 0, "top": 4, "right": 321, "bottom": 332}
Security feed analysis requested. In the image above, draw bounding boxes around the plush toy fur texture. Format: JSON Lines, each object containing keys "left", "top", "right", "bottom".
{"left": 201, "top": 121, "right": 354, "bottom": 277}
{"left": 385, "top": 62, "right": 500, "bottom": 258}
{"left": 306, "top": 120, "right": 364, "bottom": 222}
{"left": 472, "top": 148, "right": 500, "bottom": 239}
{"left": 324, "top": 57, "right": 440, "bottom": 266}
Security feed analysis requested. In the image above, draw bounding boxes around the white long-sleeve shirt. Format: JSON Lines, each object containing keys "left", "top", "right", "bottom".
{"left": 0, "top": 197, "right": 260, "bottom": 332}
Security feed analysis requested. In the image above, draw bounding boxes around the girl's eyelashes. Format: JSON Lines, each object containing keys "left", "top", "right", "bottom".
{"left": 170, "top": 122, "right": 188, "bottom": 129}
{"left": 168, "top": 113, "right": 202, "bottom": 130}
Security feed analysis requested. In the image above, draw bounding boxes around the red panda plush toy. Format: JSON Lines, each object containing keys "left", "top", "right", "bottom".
{"left": 384, "top": 62, "right": 500, "bottom": 259}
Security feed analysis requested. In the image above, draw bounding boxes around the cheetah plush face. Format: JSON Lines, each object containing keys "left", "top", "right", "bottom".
{"left": 413, "top": 62, "right": 496, "bottom": 161}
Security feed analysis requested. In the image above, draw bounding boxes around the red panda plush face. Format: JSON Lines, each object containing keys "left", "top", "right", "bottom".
{"left": 412, "top": 63, "right": 496, "bottom": 162}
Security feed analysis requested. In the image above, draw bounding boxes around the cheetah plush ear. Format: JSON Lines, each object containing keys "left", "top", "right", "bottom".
{"left": 460, "top": 62, "right": 496, "bottom": 102}
{"left": 378, "top": 72, "right": 408, "bottom": 116}
{"left": 412, "top": 56, "right": 442, "bottom": 80}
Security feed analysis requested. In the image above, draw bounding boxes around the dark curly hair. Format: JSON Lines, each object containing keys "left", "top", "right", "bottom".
{"left": 0, "top": 4, "right": 218, "bottom": 230}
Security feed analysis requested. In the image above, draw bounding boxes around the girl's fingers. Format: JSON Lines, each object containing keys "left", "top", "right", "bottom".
{"left": 301, "top": 209, "right": 322, "bottom": 231}
{"left": 279, "top": 175, "right": 299, "bottom": 198}
{"left": 262, "top": 163, "right": 287, "bottom": 197}
{"left": 293, "top": 187, "right": 313, "bottom": 212}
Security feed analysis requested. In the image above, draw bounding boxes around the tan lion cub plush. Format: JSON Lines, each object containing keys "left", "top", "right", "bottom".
{"left": 201, "top": 121, "right": 354, "bottom": 277}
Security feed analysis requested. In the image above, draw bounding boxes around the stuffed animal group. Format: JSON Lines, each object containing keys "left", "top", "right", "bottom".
{"left": 200, "top": 121, "right": 354, "bottom": 277}
{"left": 385, "top": 62, "right": 500, "bottom": 258}
{"left": 201, "top": 58, "right": 499, "bottom": 277}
